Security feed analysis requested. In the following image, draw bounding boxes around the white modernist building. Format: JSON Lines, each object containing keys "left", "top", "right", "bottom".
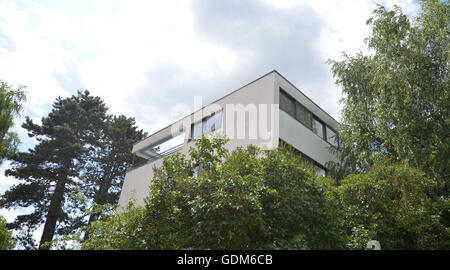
{"left": 118, "top": 70, "right": 340, "bottom": 207}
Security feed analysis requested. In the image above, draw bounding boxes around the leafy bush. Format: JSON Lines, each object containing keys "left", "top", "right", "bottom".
{"left": 0, "top": 215, "right": 15, "bottom": 250}
{"left": 81, "top": 135, "right": 344, "bottom": 250}
{"left": 80, "top": 137, "right": 449, "bottom": 250}
{"left": 335, "top": 162, "right": 450, "bottom": 249}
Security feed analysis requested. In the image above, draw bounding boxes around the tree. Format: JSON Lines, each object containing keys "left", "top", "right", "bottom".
{"left": 0, "top": 215, "right": 14, "bottom": 250}
{"left": 0, "top": 80, "right": 26, "bottom": 164}
{"left": 1, "top": 89, "right": 146, "bottom": 249}
{"left": 55, "top": 137, "right": 449, "bottom": 250}
{"left": 80, "top": 136, "right": 344, "bottom": 250}
{"left": 80, "top": 115, "right": 146, "bottom": 240}
{"left": 327, "top": 0, "right": 449, "bottom": 192}
{"left": 334, "top": 161, "right": 450, "bottom": 249}
{"left": 0, "top": 90, "right": 108, "bottom": 249}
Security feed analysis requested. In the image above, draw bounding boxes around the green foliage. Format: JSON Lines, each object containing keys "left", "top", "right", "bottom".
{"left": 79, "top": 138, "right": 449, "bottom": 250}
{"left": 80, "top": 114, "right": 146, "bottom": 241}
{"left": 81, "top": 135, "right": 345, "bottom": 250}
{"left": 347, "top": 225, "right": 371, "bottom": 250}
{"left": 0, "top": 80, "right": 26, "bottom": 164}
{"left": 1, "top": 90, "right": 109, "bottom": 249}
{"left": 327, "top": 0, "right": 449, "bottom": 191}
{"left": 80, "top": 202, "right": 145, "bottom": 250}
{"left": 334, "top": 161, "right": 450, "bottom": 249}
{"left": 0, "top": 90, "right": 145, "bottom": 249}
{"left": 0, "top": 215, "right": 15, "bottom": 250}
{"left": 82, "top": 115, "right": 147, "bottom": 207}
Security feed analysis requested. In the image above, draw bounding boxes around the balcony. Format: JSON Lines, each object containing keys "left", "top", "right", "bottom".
{"left": 128, "top": 130, "right": 186, "bottom": 172}
{"left": 128, "top": 143, "right": 184, "bottom": 172}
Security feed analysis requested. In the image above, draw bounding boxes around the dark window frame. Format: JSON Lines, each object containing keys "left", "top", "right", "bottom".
{"left": 312, "top": 116, "right": 325, "bottom": 140}
{"left": 279, "top": 139, "right": 327, "bottom": 175}
{"left": 280, "top": 90, "right": 296, "bottom": 118}
{"left": 279, "top": 88, "right": 338, "bottom": 148}
{"left": 189, "top": 111, "right": 222, "bottom": 141}
{"left": 295, "top": 101, "right": 312, "bottom": 129}
{"left": 325, "top": 125, "right": 339, "bottom": 148}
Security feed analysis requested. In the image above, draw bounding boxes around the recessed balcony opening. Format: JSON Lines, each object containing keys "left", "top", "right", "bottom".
{"left": 130, "top": 130, "right": 185, "bottom": 170}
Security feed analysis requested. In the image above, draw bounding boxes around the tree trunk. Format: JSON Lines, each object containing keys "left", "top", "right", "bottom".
{"left": 39, "top": 176, "right": 66, "bottom": 250}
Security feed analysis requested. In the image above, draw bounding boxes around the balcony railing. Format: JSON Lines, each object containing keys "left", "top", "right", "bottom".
{"left": 128, "top": 143, "right": 184, "bottom": 172}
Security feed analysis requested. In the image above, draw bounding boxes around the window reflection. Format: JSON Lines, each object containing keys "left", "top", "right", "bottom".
{"left": 312, "top": 118, "right": 324, "bottom": 139}
{"left": 326, "top": 126, "right": 338, "bottom": 147}
{"left": 191, "top": 111, "right": 222, "bottom": 140}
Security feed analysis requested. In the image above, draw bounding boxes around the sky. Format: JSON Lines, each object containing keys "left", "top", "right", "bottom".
{"left": 0, "top": 0, "right": 420, "bottom": 246}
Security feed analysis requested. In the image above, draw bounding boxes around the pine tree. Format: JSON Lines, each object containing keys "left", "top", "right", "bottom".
{"left": 0, "top": 91, "right": 107, "bottom": 249}
{"left": 80, "top": 115, "right": 146, "bottom": 240}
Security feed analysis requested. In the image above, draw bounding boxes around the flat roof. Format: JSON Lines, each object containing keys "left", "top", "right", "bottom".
{"left": 133, "top": 70, "right": 339, "bottom": 146}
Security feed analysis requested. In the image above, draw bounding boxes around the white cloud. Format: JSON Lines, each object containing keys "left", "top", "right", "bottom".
{"left": 0, "top": 162, "right": 18, "bottom": 195}
{"left": 0, "top": 0, "right": 420, "bottom": 125}
{"left": 0, "top": 1, "right": 72, "bottom": 116}
{"left": 262, "top": 0, "right": 419, "bottom": 121}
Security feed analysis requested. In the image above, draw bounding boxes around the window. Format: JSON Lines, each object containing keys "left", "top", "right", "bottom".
{"left": 279, "top": 139, "right": 327, "bottom": 176}
{"left": 326, "top": 126, "right": 338, "bottom": 148}
{"left": 280, "top": 89, "right": 338, "bottom": 147}
{"left": 190, "top": 111, "right": 222, "bottom": 140}
{"left": 191, "top": 121, "right": 203, "bottom": 140}
{"left": 203, "top": 111, "right": 222, "bottom": 134}
{"left": 280, "top": 90, "right": 295, "bottom": 117}
{"left": 154, "top": 132, "right": 185, "bottom": 153}
{"left": 312, "top": 117, "right": 324, "bottom": 139}
{"left": 296, "top": 103, "right": 311, "bottom": 128}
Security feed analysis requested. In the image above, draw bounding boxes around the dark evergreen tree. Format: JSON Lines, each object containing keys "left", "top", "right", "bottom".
{"left": 0, "top": 91, "right": 108, "bottom": 249}
{"left": 80, "top": 115, "right": 146, "bottom": 240}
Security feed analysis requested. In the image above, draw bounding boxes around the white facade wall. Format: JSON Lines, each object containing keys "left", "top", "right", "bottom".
{"left": 118, "top": 71, "right": 339, "bottom": 207}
